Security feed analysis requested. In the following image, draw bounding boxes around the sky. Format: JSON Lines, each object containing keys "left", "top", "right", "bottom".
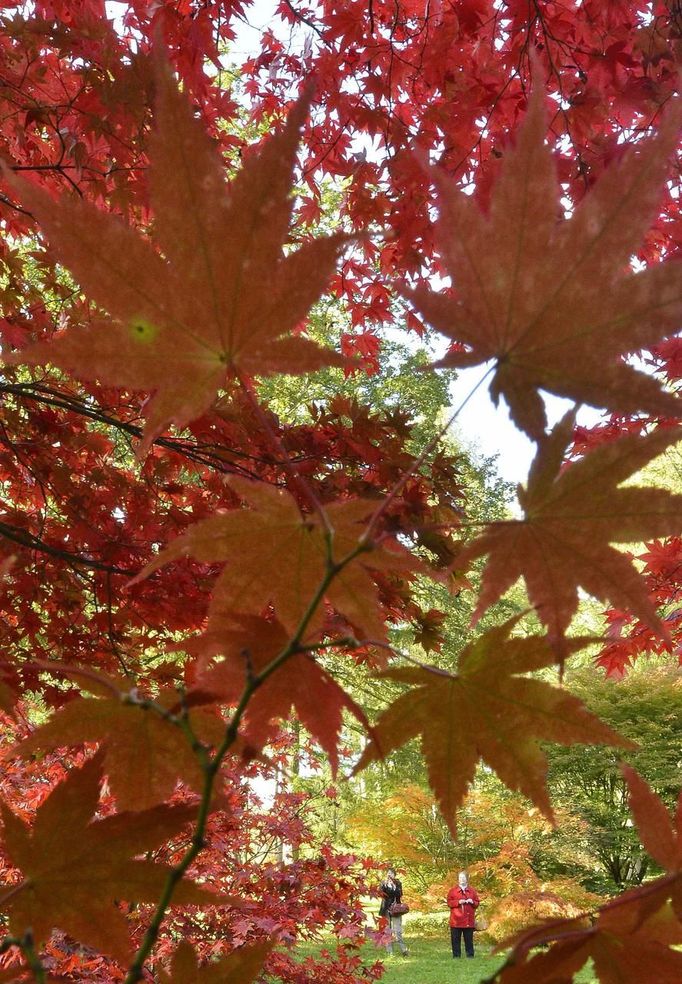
{"left": 449, "top": 368, "right": 602, "bottom": 486}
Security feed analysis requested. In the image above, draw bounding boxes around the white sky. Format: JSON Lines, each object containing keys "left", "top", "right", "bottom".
{"left": 450, "top": 369, "right": 602, "bottom": 485}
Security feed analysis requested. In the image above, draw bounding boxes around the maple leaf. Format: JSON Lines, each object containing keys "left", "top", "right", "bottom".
{"left": 2, "top": 59, "right": 347, "bottom": 455}
{"left": 495, "top": 769, "right": 682, "bottom": 982}
{"left": 158, "top": 940, "right": 272, "bottom": 983}
{"left": 6, "top": 674, "right": 228, "bottom": 811}
{"left": 414, "top": 607, "right": 448, "bottom": 652}
{"left": 0, "top": 755, "right": 238, "bottom": 963}
{"left": 454, "top": 412, "right": 682, "bottom": 640}
{"left": 185, "top": 614, "right": 368, "bottom": 772}
{"left": 406, "top": 85, "right": 682, "bottom": 438}
{"left": 132, "top": 476, "right": 425, "bottom": 642}
{"left": 355, "top": 619, "right": 630, "bottom": 835}
{"left": 621, "top": 764, "right": 682, "bottom": 920}
{"left": 495, "top": 901, "right": 682, "bottom": 984}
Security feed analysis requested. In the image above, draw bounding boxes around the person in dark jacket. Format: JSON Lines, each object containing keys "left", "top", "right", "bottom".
{"left": 379, "top": 867, "right": 409, "bottom": 956}
{"left": 447, "top": 870, "right": 480, "bottom": 958}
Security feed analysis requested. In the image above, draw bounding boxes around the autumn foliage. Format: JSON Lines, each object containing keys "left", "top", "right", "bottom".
{"left": 0, "top": 1, "right": 681, "bottom": 982}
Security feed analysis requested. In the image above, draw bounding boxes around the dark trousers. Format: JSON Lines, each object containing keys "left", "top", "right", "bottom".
{"left": 451, "top": 926, "right": 474, "bottom": 958}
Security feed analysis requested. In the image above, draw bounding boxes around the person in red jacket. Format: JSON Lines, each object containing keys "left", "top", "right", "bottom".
{"left": 447, "top": 871, "right": 480, "bottom": 958}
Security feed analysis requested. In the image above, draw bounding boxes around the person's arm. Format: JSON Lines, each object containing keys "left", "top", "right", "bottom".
{"left": 446, "top": 888, "right": 457, "bottom": 909}
{"left": 471, "top": 889, "right": 480, "bottom": 909}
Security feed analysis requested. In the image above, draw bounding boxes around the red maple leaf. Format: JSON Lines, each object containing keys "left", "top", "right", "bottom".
{"left": 406, "top": 84, "right": 681, "bottom": 437}
{"left": 2, "top": 59, "right": 347, "bottom": 454}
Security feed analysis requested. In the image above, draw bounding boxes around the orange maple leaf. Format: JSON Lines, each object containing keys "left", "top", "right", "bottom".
{"left": 355, "top": 619, "right": 630, "bottom": 835}
{"left": 406, "top": 86, "right": 681, "bottom": 437}
{"left": 158, "top": 940, "right": 272, "bottom": 983}
{"left": 495, "top": 902, "right": 682, "bottom": 984}
{"left": 0, "top": 755, "right": 238, "bottom": 963}
{"left": 2, "top": 60, "right": 347, "bottom": 454}
{"left": 455, "top": 412, "right": 682, "bottom": 640}
{"left": 7, "top": 676, "right": 228, "bottom": 811}
{"left": 132, "top": 476, "right": 425, "bottom": 642}
{"left": 185, "top": 614, "right": 368, "bottom": 772}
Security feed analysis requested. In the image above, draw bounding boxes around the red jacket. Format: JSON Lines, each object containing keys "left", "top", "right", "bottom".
{"left": 447, "top": 885, "right": 480, "bottom": 928}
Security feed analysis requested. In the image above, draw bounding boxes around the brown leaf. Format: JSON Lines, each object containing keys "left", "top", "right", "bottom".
{"left": 355, "top": 619, "right": 630, "bottom": 835}
{"left": 455, "top": 413, "right": 682, "bottom": 640}
{"left": 132, "top": 476, "right": 424, "bottom": 642}
{"left": 2, "top": 62, "right": 346, "bottom": 455}
{"left": 158, "top": 939, "right": 272, "bottom": 983}
{"left": 406, "top": 86, "right": 681, "bottom": 437}
{"left": 186, "top": 614, "right": 368, "bottom": 772}
{"left": 0, "top": 755, "right": 238, "bottom": 964}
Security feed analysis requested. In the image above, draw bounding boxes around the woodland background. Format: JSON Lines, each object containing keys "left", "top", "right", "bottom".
{"left": 0, "top": 1, "right": 681, "bottom": 982}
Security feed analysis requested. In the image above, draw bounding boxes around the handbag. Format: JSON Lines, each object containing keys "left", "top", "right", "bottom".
{"left": 389, "top": 902, "right": 409, "bottom": 917}
{"left": 474, "top": 914, "right": 488, "bottom": 932}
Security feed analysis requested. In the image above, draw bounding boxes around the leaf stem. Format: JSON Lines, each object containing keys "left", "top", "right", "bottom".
{"left": 22, "top": 933, "right": 45, "bottom": 984}
{"left": 123, "top": 537, "right": 363, "bottom": 981}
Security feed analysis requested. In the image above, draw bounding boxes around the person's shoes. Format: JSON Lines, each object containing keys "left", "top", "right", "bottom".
{"left": 401, "top": 951, "right": 409, "bottom": 957}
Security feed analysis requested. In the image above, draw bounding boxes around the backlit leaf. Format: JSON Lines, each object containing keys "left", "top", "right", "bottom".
{"left": 133, "top": 476, "right": 425, "bottom": 642}
{"left": 186, "top": 614, "right": 368, "bottom": 772}
{"left": 355, "top": 619, "right": 630, "bottom": 835}
{"left": 0, "top": 755, "right": 238, "bottom": 963}
{"left": 158, "top": 939, "right": 273, "bottom": 983}
{"left": 2, "top": 61, "right": 346, "bottom": 455}
{"left": 7, "top": 681, "right": 227, "bottom": 811}
{"left": 455, "top": 413, "right": 682, "bottom": 640}
{"left": 407, "top": 86, "right": 681, "bottom": 437}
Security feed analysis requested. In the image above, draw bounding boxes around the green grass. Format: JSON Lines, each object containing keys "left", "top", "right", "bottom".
{"left": 293, "top": 933, "right": 599, "bottom": 983}
{"left": 379, "top": 936, "right": 504, "bottom": 982}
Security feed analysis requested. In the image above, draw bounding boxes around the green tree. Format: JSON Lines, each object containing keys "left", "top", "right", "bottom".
{"left": 547, "top": 662, "right": 682, "bottom": 891}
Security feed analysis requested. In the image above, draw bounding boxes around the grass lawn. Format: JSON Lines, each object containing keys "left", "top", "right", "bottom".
{"left": 375, "top": 936, "right": 598, "bottom": 983}
{"left": 293, "top": 933, "right": 599, "bottom": 983}
{"left": 379, "top": 936, "right": 505, "bottom": 982}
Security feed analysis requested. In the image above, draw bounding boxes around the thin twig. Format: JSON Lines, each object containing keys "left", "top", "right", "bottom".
{"left": 361, "top": 364, "right": 495, "bottom": 543}
{"left": 123, "top": 530, "right": 367, "bottom": 980}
